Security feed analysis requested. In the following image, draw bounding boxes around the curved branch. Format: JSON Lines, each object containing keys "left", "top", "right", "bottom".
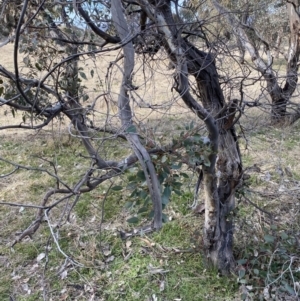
{"left": 0, "top": 115, "right": 57, "bottom": 130}
{"left": 77, "top": 3, "right": 121, "bottom": 44}
{"left": 111, "top": 0, "right": 162, "bottom": 230}
{"left": 0, "top": 167, "right": 19, "bottom": 178}
{"left": 14, "top": 0, "right": 41, "bottom": 112}
{"left": 51, "top": 37, "right": 104, "bottom": 47}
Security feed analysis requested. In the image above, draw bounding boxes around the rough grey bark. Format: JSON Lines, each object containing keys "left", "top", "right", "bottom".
{"left": 111, "top": 0, "right": 162, "bottom": 230}
{"left": 212, "top": 0, "right": 300, "bottom": 124}
{"left": 184, "top": 41, "right": 242, "bottom": 272}
{"left": 138, "top": 0, "right": 242, "bottom": 273}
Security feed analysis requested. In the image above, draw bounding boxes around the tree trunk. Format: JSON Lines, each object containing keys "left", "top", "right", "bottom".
{"left": 185, "top": 42, "right": 242, "bottom": 271}
{"left": 270, "top": 95, "right": 287, "bottom": 123}
{"left": 140, "top": 0, "right": 242, "bottom": 273}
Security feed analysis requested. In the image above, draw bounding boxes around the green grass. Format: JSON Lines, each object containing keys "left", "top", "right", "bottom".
{"left": 0, "top": 119, "right": 300, "bottom": 300}
{"left": 0, "top": 132, "right": 239, "bottom": 300}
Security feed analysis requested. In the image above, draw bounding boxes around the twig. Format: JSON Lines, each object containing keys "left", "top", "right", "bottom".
{"left": 0, "top": 157, "right": 73, "bottom": 192}
{"left": 99, "top": 182, "right": 114, "bottom": 249}
{"left": 66, "top": 169, "right": 93, "bottom": 221}
{"left": 0, "top": 167, "right": 19, "bottom": 177}
{"left": 243, "top": 195, "right": 273, "bottom": 219}
{"left": 0, "top": 201, "right": 46, "bottom": 209}
{"left": 44, "top": 209, "right": 84, "bottom": 267}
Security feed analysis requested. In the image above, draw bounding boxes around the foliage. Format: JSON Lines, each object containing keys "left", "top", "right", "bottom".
{"left": 124, "top": 122, "right": 211, "bottom": 224}
{"left": 236, "top": 225, "right": 300, "bottom": 300}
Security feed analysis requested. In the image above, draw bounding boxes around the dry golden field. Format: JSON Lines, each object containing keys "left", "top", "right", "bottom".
{"left": 0, "top": 42, "right": 194, "bottom": 136}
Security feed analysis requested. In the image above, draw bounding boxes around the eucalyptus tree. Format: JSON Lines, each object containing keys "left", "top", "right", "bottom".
{"left": 212, "top": 0, "right": 300, "bottom": 124}
{"left": 0, "top": 0, "right": 242, "bottom": 274}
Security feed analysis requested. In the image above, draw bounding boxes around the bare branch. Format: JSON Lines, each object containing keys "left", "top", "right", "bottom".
{"left": 77, "top": 3, "right": 121, "bottom": 44}
{"left": 0, "top": 201, "right": 46, "bottom": 209}
{"left": 111, "top": 0, "right": 162, "bottom": 230}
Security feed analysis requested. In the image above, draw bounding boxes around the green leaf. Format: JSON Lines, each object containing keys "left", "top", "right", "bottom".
{"left": 124, "top": 202, "right": 133, "bottom": 209}
{"left": 128, "top": 175, "right": 136, "bottom": 182}
{"left": 203, "top": 160, "right": 211, "bottom": 167}
{"left": 162, "top": 185, "right": 172, "bottom": 205}
{"left": 183, "top": 139, "right": 192, "bottom": 146}
{"left": 173, "top": 189, "right": 182, "bottom": 195}
{"left": 180, "top": 172, "right": 189, "bottom": 178}
{"left": 161, "top": 155, "right": 167, "bottom": 163}
{"left": 126, "top": 125, "right": 137, "bottom": 133}
{"left": 79, "top": 72, "right": 87, "bottom": 80}
{"left": 111, "top": 185, "right": 123, "bottom": 191}
{"left": 189, "top": 120, "right": 194, "bottom": 129}
{"left": 237, "top": 259, "right": 247, "bottom": 265}
{"left": 172, "top": 181, "right": 182, "bottom": 188}
{"left": 270, "top": 224, "right": 277, "bottom": 230}
{"left": 158, "top": 173, "right": 165, "bottom": 184}
{"left": 280, "top": 232, "right": 289, "bottom": 240}
{"left": 192, "top": 134, "right": 201, "bottom": 142}
{"left": 143, "top": 196, "right": 150, "bottom": 205}
{"left": 127, "top": 182, "right": 137, "bottom": 190}
{"left": 139, "top": 190, "right": 148, "bottom": 199}
{"left": 163, "top": 165, "right": 170, "bottom": 174}
{"left": 127, "top": 216, "right": 139, "bottom": 224}
{"left": 23, "top": 56, "right": 30, "bottom": 66}
{"left": 160, "top": 171, "right": 168, "bottom": 180}
{"left": 136, "top": 170, "right": 146, "bottom": 181}
{"left": 138, "top": 206, "right": 148, "bottom": 214}
{"left": 172, "top": 163, "right": 182, "bottom": 169}
{"left": 253, "top": 269, "right": 259, "bottom": 275}
{"left": 83, "top": 94, "right": 89, "bottom": 102}
{"left": 283, "top": 282, "right": 295, "bottom": 295}
{"left": 264, "top": 234, "right": 275, "bottom": 243}
{"left": 35, "top": 62, "right": 42, "bottom": 71}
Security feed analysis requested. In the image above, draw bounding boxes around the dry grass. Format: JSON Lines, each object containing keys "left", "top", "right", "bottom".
{"left": 0, "top": 43, "right": 194, "bottom": 140}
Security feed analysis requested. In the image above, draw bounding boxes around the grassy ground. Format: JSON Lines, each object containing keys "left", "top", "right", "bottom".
{"left": 0, "top": 116, "right": 300, "bottom": 300}
{"left": 0, "top": 129, "right": 239, "bottom": 301}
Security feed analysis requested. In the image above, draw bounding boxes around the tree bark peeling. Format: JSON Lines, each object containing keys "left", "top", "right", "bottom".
{"left": 138, "top": 0, "right": 242, "bottom": 273}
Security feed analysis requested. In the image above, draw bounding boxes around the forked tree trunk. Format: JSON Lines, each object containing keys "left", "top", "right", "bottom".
{"left": 139, "top": 0, "right": 242, "bottom": 273}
